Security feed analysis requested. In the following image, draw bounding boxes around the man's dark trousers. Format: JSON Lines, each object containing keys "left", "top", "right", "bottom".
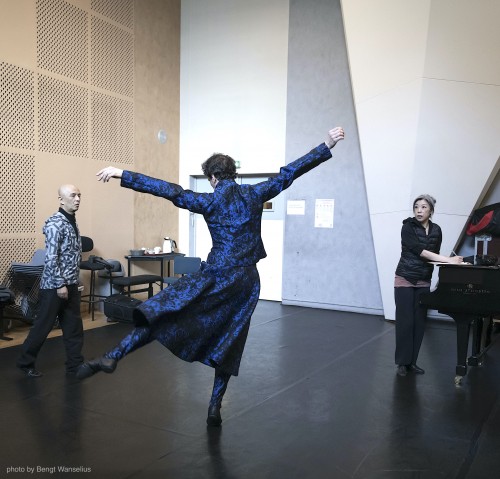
{"left": 17, "top": 284, "right": 84, "bottom": 373}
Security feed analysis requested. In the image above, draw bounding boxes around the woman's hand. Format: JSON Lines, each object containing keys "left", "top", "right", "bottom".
{"left": 325, "top": 127, "right": 345, "bottom": 149}
{"left": 96, "top": 166, "right": 123, "bottom": 183}
{"left": 421, "top": 250, "right": 464, "bottom": 263}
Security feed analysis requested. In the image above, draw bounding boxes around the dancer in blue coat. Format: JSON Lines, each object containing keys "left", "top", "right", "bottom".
{"left": 77, "top": 127, "right": 345, "bottom": 425}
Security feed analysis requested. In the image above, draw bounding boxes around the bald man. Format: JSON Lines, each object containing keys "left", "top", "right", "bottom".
{"left": 17, "top": 185, "right": 84, "bottom": 377}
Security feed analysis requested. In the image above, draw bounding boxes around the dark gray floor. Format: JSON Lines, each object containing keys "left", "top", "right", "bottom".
{"left": 1, "top": 301, "right": 500, "bottom": 478}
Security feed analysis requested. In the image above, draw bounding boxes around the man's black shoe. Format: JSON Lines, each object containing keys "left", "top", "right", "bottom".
{"left": 76, "top": 357, "right": 117, "bottom": 380}
{"left": 409, "top": 364, "right": 425, "bottom": 374}
{"left": 19, "top": 366, "right": 43, "bottom": 378}
{"left": 206, "top": 404, "right": 222, "bottom": 427}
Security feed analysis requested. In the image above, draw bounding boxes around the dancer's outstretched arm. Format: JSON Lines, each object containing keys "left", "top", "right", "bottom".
{"left": 324, "top": 127, "right": 344, "bottom": 148}
{"left": 96, "top": 167, "right": 123, "bottom": 183}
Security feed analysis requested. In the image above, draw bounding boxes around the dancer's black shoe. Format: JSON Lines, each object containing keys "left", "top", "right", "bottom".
{"left": 76, "top": 357, "right": 117, "bottom": 380}
{"left": 206, "top": 404, "right": 222, "bottom": 427}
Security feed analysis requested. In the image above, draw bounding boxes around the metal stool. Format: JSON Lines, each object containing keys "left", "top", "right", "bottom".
{"left": 79, "top": 237, "right": 107, "bottom": 320}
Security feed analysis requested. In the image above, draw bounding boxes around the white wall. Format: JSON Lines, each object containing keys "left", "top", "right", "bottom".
{"left": 180, "top": 0, "right": 500, "bottom": 317}
{"left": 180, "top": 0, "right": 289, "bottom": 172}
{"left": 342, "top": 0, "right": 500, "bottom": 319}
{"left": 179, "top": 0, "right": 290, "bottom": 297}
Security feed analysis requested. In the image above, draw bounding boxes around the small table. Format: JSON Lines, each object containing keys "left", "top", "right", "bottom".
{"left": 124, "top": 252, "right": 185, "bottom": 291}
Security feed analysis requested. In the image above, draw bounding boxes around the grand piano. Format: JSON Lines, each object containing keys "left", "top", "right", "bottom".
{"left": 420, "top": 264, "right": 500, "bottom": 385}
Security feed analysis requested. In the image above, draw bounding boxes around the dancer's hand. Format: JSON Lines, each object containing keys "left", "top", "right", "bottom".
{"left": 325, "top": 127, "right": 345, "bottom": 149}
{"left": 96, "top": 166, "right": 123, "bottom": 182}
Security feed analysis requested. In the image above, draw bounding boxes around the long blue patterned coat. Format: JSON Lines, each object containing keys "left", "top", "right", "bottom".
{"left": 120, "top": 143, "right": 333, "bottom": 375}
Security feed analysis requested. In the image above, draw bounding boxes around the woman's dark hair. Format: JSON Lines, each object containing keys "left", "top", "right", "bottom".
{"left": 201, "top": 153, "right": 237, "bottom": 181}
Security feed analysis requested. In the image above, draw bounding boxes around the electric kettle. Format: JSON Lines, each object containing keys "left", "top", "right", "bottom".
{"left": 162, "top": 237, "right": 177, "bottom": 253}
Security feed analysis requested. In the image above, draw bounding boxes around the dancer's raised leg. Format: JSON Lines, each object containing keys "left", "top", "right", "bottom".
{"left": 77, "top": 326, "right": 152, "bottom": 379}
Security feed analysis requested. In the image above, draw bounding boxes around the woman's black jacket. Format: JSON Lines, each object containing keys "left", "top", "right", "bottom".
{"left": 395, "top": 217, "right": 442, "bottom": 284}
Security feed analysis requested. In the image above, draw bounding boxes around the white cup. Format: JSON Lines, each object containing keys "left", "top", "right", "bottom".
{"left": 154, "top": 246, "right": 161, "bottom": 254}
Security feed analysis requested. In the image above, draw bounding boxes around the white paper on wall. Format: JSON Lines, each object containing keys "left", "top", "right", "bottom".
{"left": 314, "top": 199, "right": 334, "bottom": 228}
{"left": 287, "top": 199, "right": 306, "bottom": 215}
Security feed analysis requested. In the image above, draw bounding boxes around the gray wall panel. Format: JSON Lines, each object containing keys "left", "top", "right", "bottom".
{"left": 282, "top": 0, "right": 382, "bottom": 314}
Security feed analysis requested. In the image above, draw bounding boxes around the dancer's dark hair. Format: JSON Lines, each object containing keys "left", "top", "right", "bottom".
{"left": 202, "top": 153, "right": 237, "bottom": 181}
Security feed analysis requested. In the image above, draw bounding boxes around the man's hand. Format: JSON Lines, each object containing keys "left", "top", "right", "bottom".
{"left": 96, "top": 166, "right": 124, "bottom": 183}
{"left": 57, "top": 286, "right": 68, "bottom": 300}
{"left": 325, "top": 127, "right": 345, "bottom": 149}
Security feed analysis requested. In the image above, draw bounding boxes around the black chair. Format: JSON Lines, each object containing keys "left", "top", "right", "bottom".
{"left": 0, "top": 286, "right": 15, "bottom": 341}
{"left": 96, "top": 257, "right": 162, "bottom": 299}
{"left": 110, "top": 274, "right": 163, "bottom": 299}
{"left": 79, "top": 236, "right": 107, "bottom": 321}
{"left": 163, "top": 256, "right": 201, "bottom": 286}
{"left": 97, "top": 260, "right": 125, "bottom": 294}
{"left": 3, "top": 249, "right": 45, "bottom": 325}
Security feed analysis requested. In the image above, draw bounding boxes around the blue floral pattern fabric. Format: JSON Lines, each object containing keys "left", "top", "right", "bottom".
{"left": 116, "top": 143, "right": 333, "bottom": 376}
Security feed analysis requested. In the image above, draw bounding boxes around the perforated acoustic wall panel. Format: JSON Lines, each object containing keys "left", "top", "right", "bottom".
{"left": 92, "top": 91, "right": 134, "bottom": 163}
{"left": 38, "top": 74, "right": 89, "bottom": 157}
{"left": 0, "top": 65, "right": 37, "bottom": 282}
{"left": 1, "top": 0, "right": 139, "bottom": 288}
{"left": 0, "top": 239, "right": 37, "bottom": 285}
{"left": 91, "top": 0, "right": 134, "bottom": 30}
{"left": 91, "top": 16, "right": 134, "bottom": 97}
{"left": 0, "top": 153, "right": 36, "bottom": 235}
{"left": 0, "top": 63, "right": 35, "bottom": 150}
{"left": 36, "top": 0, "right": 88, "bottom": 83}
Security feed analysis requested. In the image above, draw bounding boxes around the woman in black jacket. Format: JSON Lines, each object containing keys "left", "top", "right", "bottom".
{"left": 394, "top": 194, "right": 463, "bottom": 377}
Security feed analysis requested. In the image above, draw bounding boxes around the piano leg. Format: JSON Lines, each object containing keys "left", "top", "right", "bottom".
{"left": 469, "top": 317, "right": 483, "bottom": 367}
{"left": 470, "top": 316, "right": 493, "bottom": 367}
{"left": 453, "top": 314, "right": 473, "bottom": 385}
{"left": 483, "top": 316, "right": 493, "bottom": 349}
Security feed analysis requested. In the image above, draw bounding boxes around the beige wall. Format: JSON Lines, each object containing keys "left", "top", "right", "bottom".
{"left": 135, "top": 0, "right": 180, "bottom": 253}
{"left": 0, "top": 0, "right": 180, "bottom": 285}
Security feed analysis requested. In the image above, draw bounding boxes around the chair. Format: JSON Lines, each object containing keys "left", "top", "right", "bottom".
{"left": 163, "top": 256, "right": 201, "bottom": 286}
{"left": 0, "top": 286, "right": 15, "bottom": 341}
{"left": 79, "top": 236, "right": 107, "bottom": 321}
{"left": 100, "top": 259, "right": 163, "bottom": 300}
{"left": 110, "top": 274, "right": 163, "bottom": 299}
{"left": 26, "top": 249, "right": 46, "bottom": 267}
{"left": 97, "top": 260, "right": 125, "bottom": 296}
{"left": 3, "top": 249, "right": 46, "bottom": 325}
